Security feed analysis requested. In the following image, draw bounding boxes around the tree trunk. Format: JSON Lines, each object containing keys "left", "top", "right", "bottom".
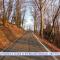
{"left": 8, "top": 0, "right": 13, "bottom": 20}
{"left": 34, "top": 16, "right": 37, "bottom": 32}
{"left": 40, "top": 0, "right": 44, "bottom": 38}
{"left": 3, "top": 0, "right": 6, "bottom": 26}
{"left": 16, "top": 0, "right": 21, "bottom": 28}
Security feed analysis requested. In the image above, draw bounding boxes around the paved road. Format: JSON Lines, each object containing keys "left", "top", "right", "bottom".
{"left": 0, "top": 32, "right": 58, "bottom": 60}
{"left": 4, "top": 32, "right": 48, "bottom": 52}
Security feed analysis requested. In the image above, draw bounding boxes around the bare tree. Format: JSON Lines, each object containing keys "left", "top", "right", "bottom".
{"left": 7, "top": 0, "right": 13, "bottom": 20}
{"left": 31, "top": 7, "right": 37, "bottom": 32}
{"left": 50, "top": 3, "right": 60, "bottom": 39}
{"left": 2, "top": 0, "right": 6, "bottom": 26}
{"left": 34, "top": 9, "right": 37, "bottom": 32}
{"left": 33, "top": 0, "right": 45, "bottom": 38}
{"left": 16, "top": 0, "right": 21, "bottom": 27}
{"left": 21, "top": 7, "right": 26, "bottom": 27}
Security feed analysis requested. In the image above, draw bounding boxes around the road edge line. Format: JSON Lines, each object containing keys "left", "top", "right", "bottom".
{"left": 33, "top": 33, "right": 58, "bottom": 60}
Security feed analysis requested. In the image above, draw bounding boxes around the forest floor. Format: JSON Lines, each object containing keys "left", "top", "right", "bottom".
{"left": 34, "top": 33, "right": 60, "bottom": 52}
{"left": 0, "top": 22, "right": 25, "bottom": 50}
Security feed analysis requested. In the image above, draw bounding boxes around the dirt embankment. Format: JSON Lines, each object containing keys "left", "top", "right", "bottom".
{"left": 0, "top": 23, "right": 25, "bottom": 49}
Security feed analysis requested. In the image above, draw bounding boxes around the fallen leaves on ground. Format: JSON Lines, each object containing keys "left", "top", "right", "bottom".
{"left": 0, "top": 22, "right": 25, "bottom": 49}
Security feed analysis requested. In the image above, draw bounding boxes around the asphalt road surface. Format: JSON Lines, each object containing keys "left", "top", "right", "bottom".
{"left": 0, "top": 32, "right": 59, "bottom": 60}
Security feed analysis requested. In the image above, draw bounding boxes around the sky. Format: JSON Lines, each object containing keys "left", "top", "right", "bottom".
{"left": 23, "top": 4, "right": 34, "bottom": 30}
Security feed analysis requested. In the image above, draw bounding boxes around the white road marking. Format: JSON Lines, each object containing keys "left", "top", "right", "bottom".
{"left": 33, "top": 33, "right": 58, "bottom": 60}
